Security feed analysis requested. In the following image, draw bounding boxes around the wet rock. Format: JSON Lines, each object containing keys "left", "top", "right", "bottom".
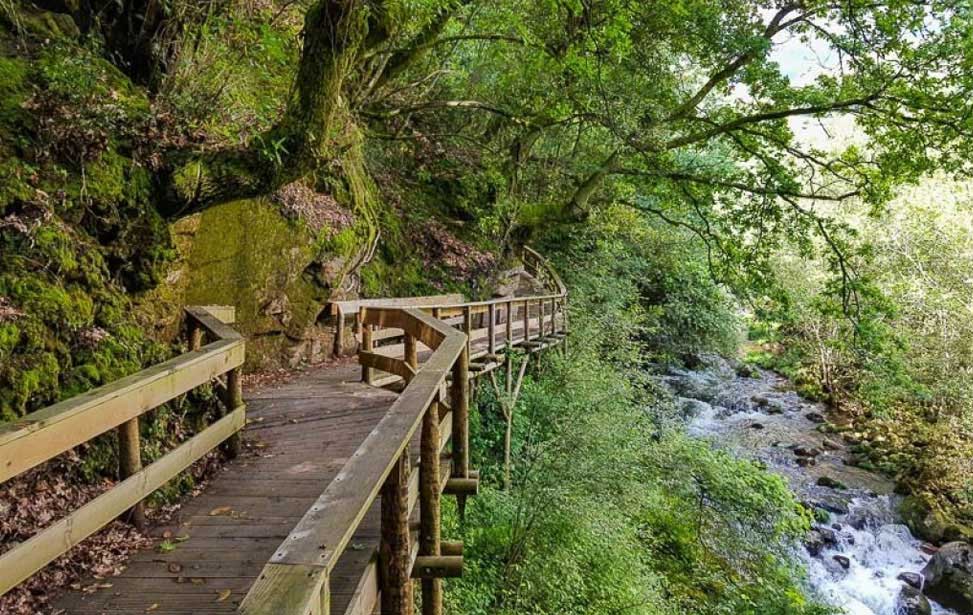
{"left": 796, "top": 457, "right": 816, "bottom": 467}
{"left": 805, "top": 527, "right": 838, "bottom": 556}
{"left": 805, "top": 411, "right": 826, "bottom": 423}
{"left": 816, "top": 476, "right": 847, "bottom": 490}
{"left": 920, "top": 543, "right": 939, "bottom": 555}
{"left": 735, "top": 362, "right": 759, "bottom": 378}
{"left": 748, "top": 422, "right": 764, "bottom": 430}
{"left": 793, "top": 446, "right": 821, "bottom": 458}
{"left": 751, "top": 394, "right": 770, "bottom": 407}
{"left": 896, "top": 586, "right": 932, "bottom": 615}
{"left": 833, "top": 555, "right": 851, "bottom": 569}
{"left": 897, "top": 571, "right": 923, "bottom": 590}
{"left": 677, "top": 397, "right": 713, "bottom": 420}
{"left": 921, "top": 541, "right": 973, "bottom": 611}
{"left": 822, "top": 438, "right": 842, "bottom": 451}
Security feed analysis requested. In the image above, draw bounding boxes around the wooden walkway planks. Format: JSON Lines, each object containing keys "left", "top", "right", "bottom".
{"left": 53, "top": 360, "right": 397, "bottom": 615}
{"left": 51, "top": 311, "right": 563, "bottom": 615}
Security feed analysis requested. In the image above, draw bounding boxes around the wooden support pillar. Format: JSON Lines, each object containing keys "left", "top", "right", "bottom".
{"left": 224, "top": 367, "right": 243, "bottom": 458}
{"left": 117, "top": 418, "right": 145, "bottom": 529}
{"left": 420, "top": 401, "right": 443, "bottom": 615}
{"left": 462, "top": 306, "right": 472, "bottom": 355}
{"left": 333, "top": 310, "right": 345, "bottom": 357}
{"left": 450, "top": 347, "right": 470, "bottom": 519}
{"left": 405, "top": 333, "right": 418, "bottom": 370}
{"left": 550, "top": 298, "right": 557, "bottom": 336}
{"left": 505, "top": 300, "right": 513, "bottom": 350}
{"left": 381, "top": 451, "right": 413, "bottom": 615}
{"left": 361, "top": 315, "right": 374, "bottom": 385}
{"left": 522, "top": 300, "right": 530, "bottom": 342}
{"left": 487, "top": 303, "right": 496, "bottom": 355}
{"left": 538, "top": 299, "right": 545, "bottom": 340}
{"left": 189, "top": 322, "right": 204, "bottom": 352}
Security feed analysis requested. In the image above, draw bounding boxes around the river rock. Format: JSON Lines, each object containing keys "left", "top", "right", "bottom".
{"left": 794, "top": 445, "right": 821, "bottom": 458}
{"left": 748, "top": 422, "right": 764, "bottom": 430}
{"left": 822, "top": 438, "right": 842, "bottom": 451}
{"left": 897, "top": 572, "right": 923, "bottom": 590}
{"left": 816, "top": 476, "right": 847, "bottom": 490}
{"left": 796, "top": 457, "right": 816, "bottom": 467}
{"left": 805, "top": 526, "right": 840, "bottom": 557}
{"left": 921, "top": 541, "right": 973, "bottom": 611}
{"left": 678, "top": 397, "right": 713, "bottom": 419}
{"left": 896, "top": 586, "right": 932, "bottom": 615}
{"left": 806, "top": 411, "right": 826, "bottom": 423}
{"left": 833, "top": 555, "right": 851, "bottom": 569}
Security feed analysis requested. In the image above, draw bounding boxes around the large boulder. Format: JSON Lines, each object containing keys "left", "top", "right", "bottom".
{"left": 896, "top": 586, "right": 932, "bottom": 615}
{"left": 921, "top": 541, "right": 973, "bottom": 611}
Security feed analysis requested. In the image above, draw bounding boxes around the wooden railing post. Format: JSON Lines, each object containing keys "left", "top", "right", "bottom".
{"left": 487, "top": 303, "right": 497, "bottom": 355}
{"left": 504, "top": 300, "right": 513, "bottom": 350}
{"left": 522, "top": 300, "right": 530, "bottom": 342}
{"left": 420, "top": 401, "right": 443, "bottom": 615}
{"left": 405, "top": 333, "right": 418, "bottom": 370}
{"left": 380, "top": 451, "right": 413, "bottom": 615}
{"left": 224, "top": 367, "right": 243, "bottom": 458}
{"left": 550, "top": 297, "right": 557, "bottom": 336}
{"left": 450, "top": 345, "right": 470, "bottom": 518}
{"left": 361, "top": 312, "right": 374, "bottom": 385}
{"left": 333, "top": 310, "right": 345, "bottom": 357}
{"left": 538, "top": 299, "right": 545, "bottom": 340}
{"left": 117, "top": 418, "right": 145, "bottom": 529}
{"left": 462, "top": 306, "right": 472, "bottom": 355}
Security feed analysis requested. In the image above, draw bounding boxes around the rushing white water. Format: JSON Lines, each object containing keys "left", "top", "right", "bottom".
{"left": 670, "top": 359, "right": 956, "bottom": 615}
{"left": 802, "top": 497, "right": 948, "bottom": 615}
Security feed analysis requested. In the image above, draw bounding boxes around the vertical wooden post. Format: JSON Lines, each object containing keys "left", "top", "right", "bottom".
{"left": 550, "top": 298, "right": 557, "bottom": 336}
{"left": 117, "top": 418, "right": 145, "bottom": 529}
{"left": 354, "top": 309, "right": 363, "bottom": 347}
{"left": 420, "top": 401, "right": 443, "bottom": 615}
{"left": 189, "top": 322, "right": 204, "bottom": 352}
{"left": 505, "top": 300, "right": 513, "bottom": 351}
{"left": 224, "top": 367, "right": 243, "bottom": 458}
{"left": 405, "top": 333, "right": 418, "bottom": 370}
{"left": 451, "top": 346, "right": 470, "bottom": 519}
{"left": 334, "top": 310, "right": 345, "bottom": 357}
{"left": 432, "top": 307, "right": 441, "bottom": 321}
{"left": 462, "top": 306, "right": 472, "bottom": 355}
{"left": 361, "top": 311, "right": 373, "bottom": 385}
{"left": 522, "top": 300, "right": 530, "bottom": 342}
{"left": 380, "top": 451, "right": 412, "bottom": 615}
{"left": 487, "top": 303, "right": 496, "bottom": 355}
{"left": 538, "top": 299, "right": 545, "bottom": 340}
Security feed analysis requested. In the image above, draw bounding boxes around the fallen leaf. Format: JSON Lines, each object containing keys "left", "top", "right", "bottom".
{"left": 217, "top": 589, "right": 232, "bottom": 602}
{"left": 174, "top": 534, "right": 191, "bottom": 542}
{"left": 190, "top": 577, "right": 206, "bottom": 585}
{"left": 209, "top": 506, "right": 232, "bottom": 516}
{"left": 167, "top": 563, "right": 183, "bottom": 573}
{"left": 146, "top": 604, "right": 159, "bottom": 612}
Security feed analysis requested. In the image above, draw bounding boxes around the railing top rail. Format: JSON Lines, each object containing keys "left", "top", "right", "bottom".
{"left": 0, "top": 306, "right": 242, "bottom": 484}
{"left": 240, "top": 307, "right": 466, "bottom": 613}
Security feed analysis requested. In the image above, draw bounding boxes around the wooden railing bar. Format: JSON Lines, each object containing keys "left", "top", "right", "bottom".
{"left": 0, "top": 337, "right": 244, "bottom": 483}
{"left": 0, "top": 405, "right": 246, "bottom": 596}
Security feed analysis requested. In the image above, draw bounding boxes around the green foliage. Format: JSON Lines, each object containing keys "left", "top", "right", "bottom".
{"left": 449, "top": 221, "right": 826, "bottom": 614}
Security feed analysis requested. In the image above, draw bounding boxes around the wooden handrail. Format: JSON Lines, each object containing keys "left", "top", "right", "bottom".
{"left": 0, "top": 306, "right": 245, "bottom": 597}
{"left": 240, "top": 308, "right": 467, "bottom": 614}
{"left": 242, "top": 247, "right": 569, "bottom": 615}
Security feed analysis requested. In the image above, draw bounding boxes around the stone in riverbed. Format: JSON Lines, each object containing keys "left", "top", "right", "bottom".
{"left": 806, "top": 411, "right": 826, "bottom": 423}
{"left": 897, "top": 572, "right": 923, "bottom": 590}
{"left": 833, "top": 555, "right": 851, "bottom": 569}
{"left": 921, "top": 541, "right": 973, "bottom": 611}
{"left": 804, "top": 527, "right": 838, "bottom": 556}
{"left": 816, "top": 476, "right": 847, "bottom": 490}
{"left": 896, "top": 586, "right": 932, "bottom": 615}
{"left": 793, "top": 445, "right": 821, "bottom": 458}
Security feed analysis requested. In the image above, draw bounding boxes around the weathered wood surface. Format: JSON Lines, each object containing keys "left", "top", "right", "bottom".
{"left": 52, "top": 361, "right": 398, "bottom": 614}
{"left": 48, "top": 292, "right": 565, "bottom": 614}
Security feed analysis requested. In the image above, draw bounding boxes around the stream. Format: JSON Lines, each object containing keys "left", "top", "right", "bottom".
{"left": 662, "top": 357, "right": 954, "bottom": 615}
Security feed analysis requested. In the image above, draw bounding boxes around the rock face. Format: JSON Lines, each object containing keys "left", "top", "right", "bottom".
{"left": 921, "top": 541, "right": 973, "bottom": 611}
{"left": 896, "top": 586, "right": 932, "bottom": 615}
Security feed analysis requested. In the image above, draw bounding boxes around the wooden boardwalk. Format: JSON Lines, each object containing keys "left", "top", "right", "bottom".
{"left": 53, "top": 316, "right": 563, "bottom": 614}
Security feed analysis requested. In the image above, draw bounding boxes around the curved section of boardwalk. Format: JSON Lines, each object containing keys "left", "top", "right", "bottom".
{"left": 41, "top": 249, "right": 568, "bottom": 615}
{"left": 56, "top": 360, "right": 397, "bottom": 614}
